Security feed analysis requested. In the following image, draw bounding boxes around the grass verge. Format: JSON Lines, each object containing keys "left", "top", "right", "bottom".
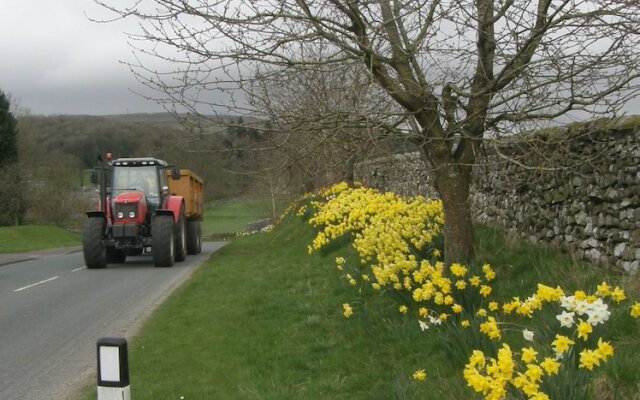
{"left": 0, "top": 225, "right": 80, "bottom": 253}
{"left": 202, "top": 197, "right": 292, "bottom": 238}
{"left": 81, "top": 215, "right": 638, "bottom": 399}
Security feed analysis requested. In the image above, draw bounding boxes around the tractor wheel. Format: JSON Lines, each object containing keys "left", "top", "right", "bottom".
{"left": 106, "top": 247, "right": 126, "bottom": 263}
{"left": 186, "top": 220, "right": 202, "bottom": 255}
{"left": 174, "top": 205, "right": 187, "bottom": 262}
{"left": 152, "top": 215, "right": 175, "bottom": 267}
{"left": 83, "top": 217, "right": 107, "bottom": 269}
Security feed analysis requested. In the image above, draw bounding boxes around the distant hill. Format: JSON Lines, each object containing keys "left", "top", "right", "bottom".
{"left": 16, "top": 113, "right": 269, "bottom": 200}
{"left": 102, "top": 112, "right": 185, "bottom": 126}
{"left": 18, "top": 114, "right": 181, "bottom": 167}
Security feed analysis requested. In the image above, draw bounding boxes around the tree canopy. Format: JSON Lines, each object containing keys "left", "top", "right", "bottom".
{"left": 0, "top": 90, "right": 18, "bottom": 168}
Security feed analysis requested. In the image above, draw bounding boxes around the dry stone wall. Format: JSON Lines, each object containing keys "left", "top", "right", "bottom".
{"left": 354, "top": 123, "right": 640, "bottom": 273}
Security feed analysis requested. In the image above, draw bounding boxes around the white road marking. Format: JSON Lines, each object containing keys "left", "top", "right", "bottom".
{"left": 14, "top": 276, "right": 60, "bottom": 292}
{"left": 72, "top": 266, "right": 86, "bottom": 272}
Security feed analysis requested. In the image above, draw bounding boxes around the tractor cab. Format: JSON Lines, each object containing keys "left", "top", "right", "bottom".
{"left": 110, "top": 158, "right": 169, "bottom": 223}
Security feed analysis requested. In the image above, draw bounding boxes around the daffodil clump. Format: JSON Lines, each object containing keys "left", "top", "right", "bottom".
{"left": 463, "top": 282, "right": 633, "bottom": 400}
{"left": 307, "top": 182, "right": 444, "bottom": 292}
{"left": 302, "top": 182, "right": 639, "bottom": 399}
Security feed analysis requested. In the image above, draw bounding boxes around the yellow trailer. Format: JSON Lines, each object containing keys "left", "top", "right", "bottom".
{"left": 167, "top": 169, "right": 205, "bottom": 221}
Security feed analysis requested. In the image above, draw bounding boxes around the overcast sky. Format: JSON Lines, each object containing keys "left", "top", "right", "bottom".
{"left": 1, "top": 1, "right": 638, "bottom": 117}
{"left": 0, "top": 0, "right": 167, "bottom": 115}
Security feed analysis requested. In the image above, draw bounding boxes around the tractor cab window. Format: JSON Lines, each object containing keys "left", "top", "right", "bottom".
{"left": 112, "top": 166, "right": 159, "bottom": 198}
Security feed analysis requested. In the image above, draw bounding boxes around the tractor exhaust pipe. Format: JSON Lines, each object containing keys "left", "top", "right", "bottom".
{"left": 96, "top": 153, "right": 110, "bottom": 215}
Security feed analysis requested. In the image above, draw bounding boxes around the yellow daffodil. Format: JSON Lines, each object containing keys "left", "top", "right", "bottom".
{"left": 479, "top": 317, "right": 501, "bottom": 340}
{"left": 552, "top": 334, "right": 575, "bottom": 354}
{"left": 596, "top": 338, "right": 614, "bottom": 361}
{"left": 412, "top": 369, "right": 426, "bottom": 381}
{"left": 611, "top": 287, "right": 626, "bottom": 302}
{"left": 455, "top": 279, "right": 467, "bottom": 290}
{"left": 521, "top": 347, "right": 538, "bottom": 363}
{"left": 577, "top": 320, "right": 593, "bottom": 341}
{"left": 482, "top": 264, "right": 496, "bottom": 280}
{"left": 540, "top": 357, "right": 560, "bottom": 375}
{"left": 450, "top": 263, "right": 467, "bottom": 277}
{"left": 631, "top": 302, "right": 640, "bottom": 318}
{"left": 579, "top": 349, "right": 601, "bottom": 370}
{"left": 342, "top": 303, "right": 353, "bottom": 318}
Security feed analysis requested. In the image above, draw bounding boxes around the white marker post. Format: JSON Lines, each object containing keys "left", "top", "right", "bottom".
{"left": 97, "top": 337, "right": 131, "bottom": 400}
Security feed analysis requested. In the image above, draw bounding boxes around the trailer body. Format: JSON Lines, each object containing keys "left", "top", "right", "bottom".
{"left": 166, "top": 169, "right": 204, "bottom": 221}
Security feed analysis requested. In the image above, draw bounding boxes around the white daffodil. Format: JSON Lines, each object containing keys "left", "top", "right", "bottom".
{"left": 574, "top": 300, "right": 589, "bottom": 316}
{"left": 523, "top": 329, "right": 535, "bottom": 342}
{"left": 556, "top": 310, "right": 575, "bottom": 328}
{"left": 560, "top": 295, "right": 576, "bottom": 311}
{"left": 586, "top": 300, "right": 610, "bottom": 326}
{"left": 419, "top": 320, "right": 429, "bottom": 331}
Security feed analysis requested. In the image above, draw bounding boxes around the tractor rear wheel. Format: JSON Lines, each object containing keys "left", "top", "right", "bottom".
{"left": 175, "top": 205, "right": 187, "bottom": 262}
{"left": 152, "top": 214, "right": 175, "bottom": 267}
{"left": 83, "top": 217, "right": 107, "bottom": 269}
{"left": 186, "top": 220, "right": 202, "bottom": 255}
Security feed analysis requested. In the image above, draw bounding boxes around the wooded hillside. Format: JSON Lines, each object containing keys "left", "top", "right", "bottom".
{"left": 14, "top": 113, "right": 276, "bottom": 227}
{"left": 17, "top": 113, "right": 262, "bottom": 199}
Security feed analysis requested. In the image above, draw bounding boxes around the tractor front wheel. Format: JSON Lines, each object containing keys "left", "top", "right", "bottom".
{"left": 83, "top": 217, "right": 107, "bottom": 269}
{"left": 152, "top": 215, "right": 175, "bottom": 267}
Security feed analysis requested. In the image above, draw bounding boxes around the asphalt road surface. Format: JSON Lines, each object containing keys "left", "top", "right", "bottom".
{"left": 0, "top": 242, "right": 225, "bottom": 400}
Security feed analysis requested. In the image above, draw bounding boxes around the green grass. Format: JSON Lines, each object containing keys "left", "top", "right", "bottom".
{"left": 0, "top": 225, "right": 80, "bottom": 253}
{"left": 202, "top": 197, "right": 291, "bottom": 237}
{"left": 79, "top": 215, "right": 639, "bottom": 399}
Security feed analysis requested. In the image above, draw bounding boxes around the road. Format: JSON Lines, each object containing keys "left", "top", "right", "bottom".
{"left": 0, "top": 242, "right": 225, "bottom": 400}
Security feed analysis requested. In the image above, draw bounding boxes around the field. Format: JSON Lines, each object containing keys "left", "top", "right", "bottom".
{"left": 202, "top": 197, "right": 292, "bottom": 237}
{"left": 0, "top": 225, "right": 80, "bottom": 253}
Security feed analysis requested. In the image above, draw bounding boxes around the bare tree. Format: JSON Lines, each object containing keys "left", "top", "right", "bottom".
{"left": 97, "top": 0, "right": 640, "bottom": 264}
{"left": 249, "top": 58, "right": 402, "bottom": 192}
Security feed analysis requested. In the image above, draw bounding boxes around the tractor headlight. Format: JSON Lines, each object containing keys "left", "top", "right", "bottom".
{"left": 128, "top": 211, "right": 136, "bottom": 219}
{"left": 117, "top": 212, "right": 124, "bottom": 219}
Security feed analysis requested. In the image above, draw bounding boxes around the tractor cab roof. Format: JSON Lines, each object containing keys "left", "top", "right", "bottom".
{"left": 111, "top": 158, "right": 168, "bottom": 167}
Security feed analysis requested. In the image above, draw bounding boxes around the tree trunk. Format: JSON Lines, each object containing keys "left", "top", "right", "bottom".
{"left": 431, "top": 163, "right": 476, "bottom": 265}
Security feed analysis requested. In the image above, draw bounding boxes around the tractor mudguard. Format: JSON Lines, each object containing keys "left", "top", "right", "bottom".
{"left": 162, "top": 195, "right": 184, "bottom": 223}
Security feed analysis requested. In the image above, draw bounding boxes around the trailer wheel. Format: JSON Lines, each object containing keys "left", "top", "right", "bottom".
{"left": 186, "top": 220, "right": 202, "bottom": 255}
{"left": 83, "top": 217, "right": 107, "bottom": 269}
{"left": 152, "top": 215, "right": 175, "bottom": 267}
{"left": 175, "top": 205, "right": 187, "bottom": 262}
{"left": 106, "top": 247, "right": 126, "bottom": 263}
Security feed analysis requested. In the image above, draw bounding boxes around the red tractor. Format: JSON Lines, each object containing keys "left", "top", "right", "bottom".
{"left": 83, "top": 155, "right": 204, "bottom": 268}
